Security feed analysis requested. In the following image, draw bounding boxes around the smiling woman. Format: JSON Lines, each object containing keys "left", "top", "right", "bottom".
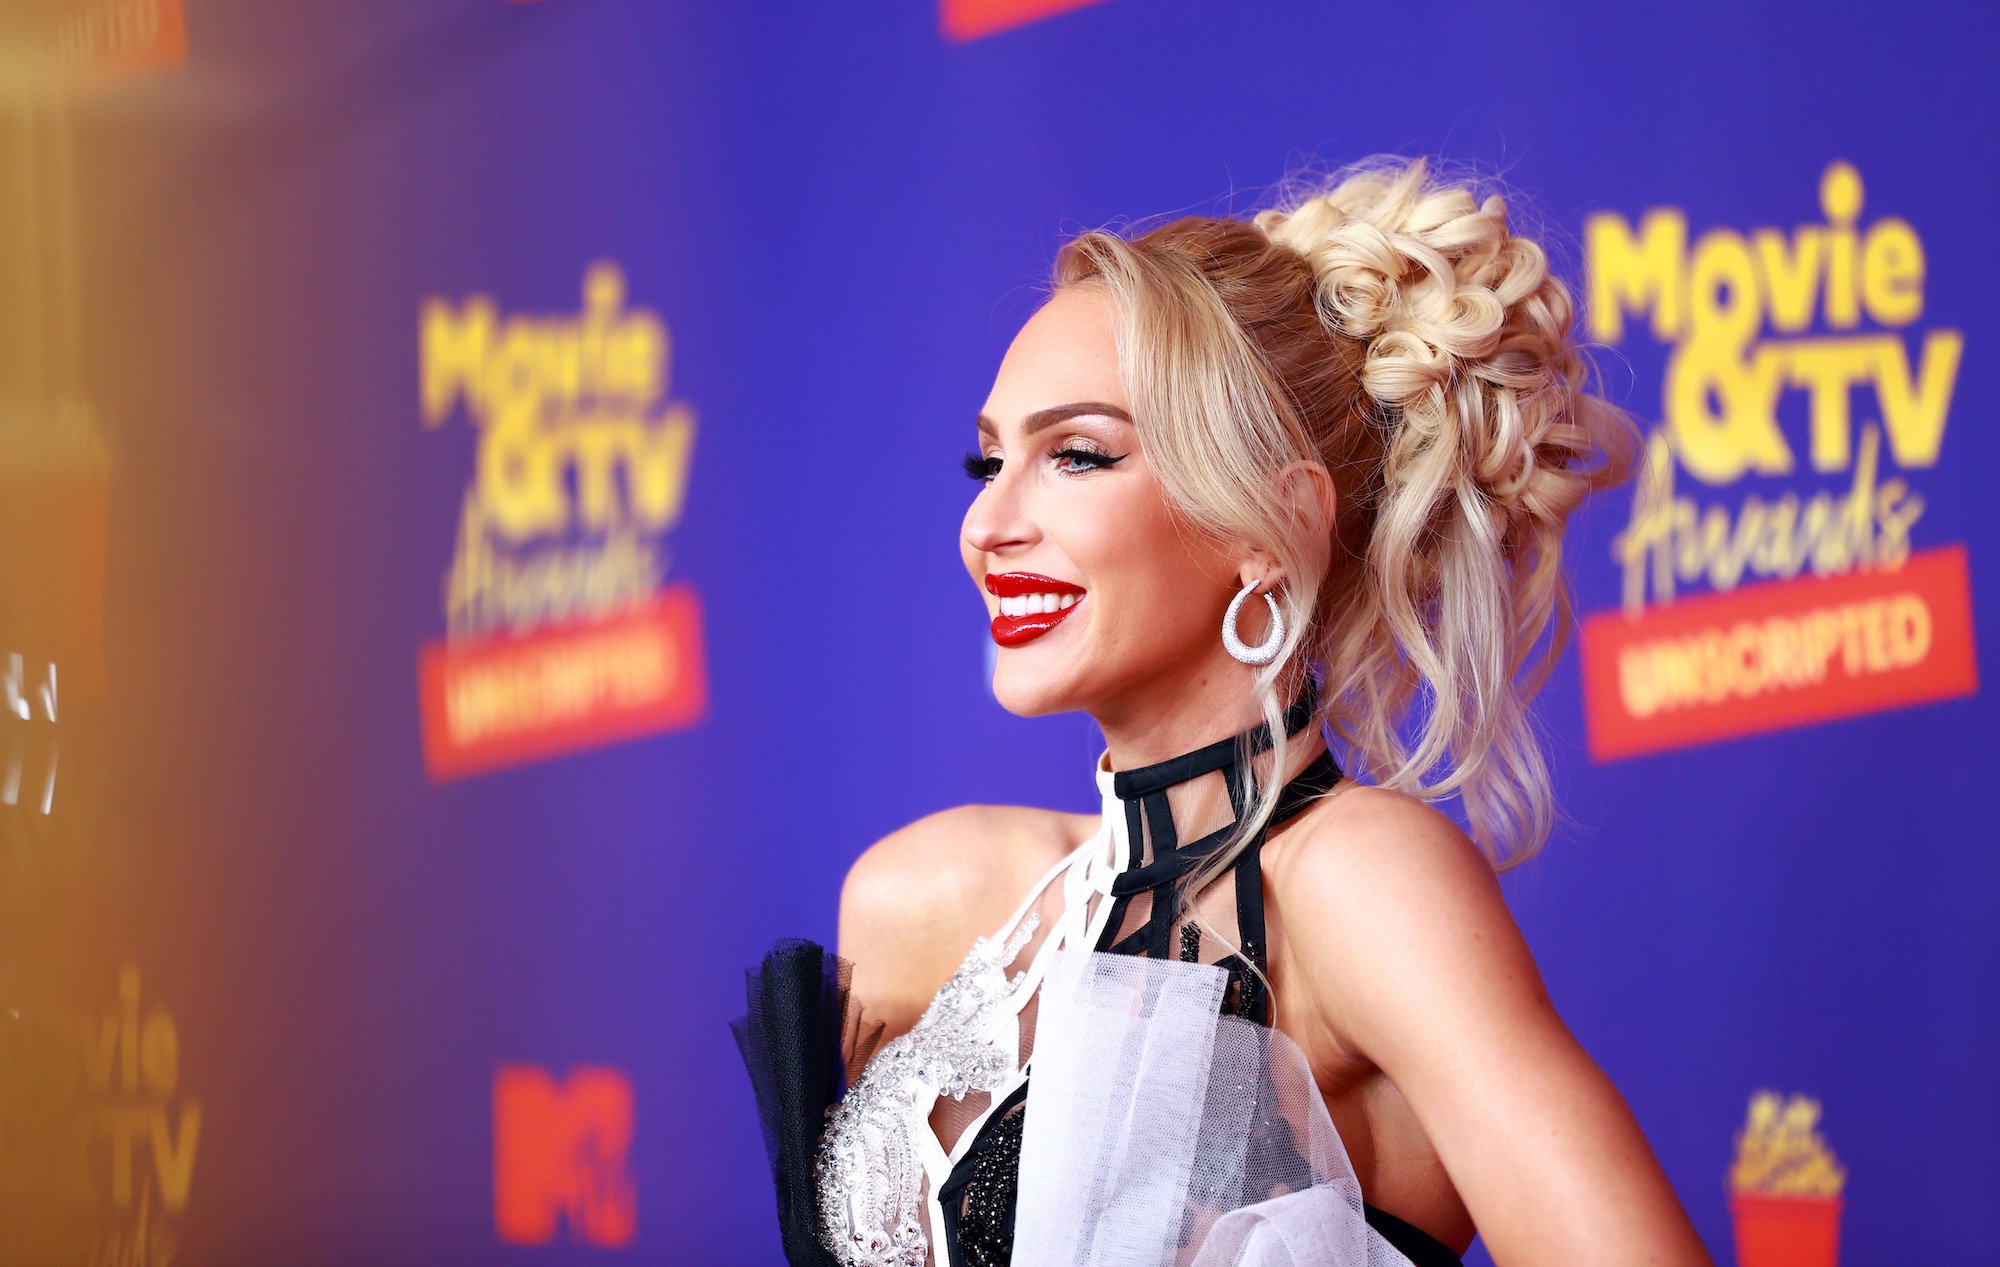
{"left": 734, "top": 157, "right": 1713, "bottom": 1267}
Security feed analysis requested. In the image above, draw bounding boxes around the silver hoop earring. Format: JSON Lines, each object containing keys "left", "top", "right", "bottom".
{"left": 1222, "top": 579, "right": 1285, "bottom": 666}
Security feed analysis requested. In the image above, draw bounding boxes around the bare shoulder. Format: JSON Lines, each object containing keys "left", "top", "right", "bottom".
{"left": 838, "top": 803, "right": 1092, "bottom": 1041}
{"left": 1262, "top": 782, "right": 1548, "bottom": 1064}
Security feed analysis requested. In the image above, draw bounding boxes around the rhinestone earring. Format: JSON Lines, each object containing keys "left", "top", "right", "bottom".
{"left": 1222, "top": 579, "right": 1285, "bottom": 666}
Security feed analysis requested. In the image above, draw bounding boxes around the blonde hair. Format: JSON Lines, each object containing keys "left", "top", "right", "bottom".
{"left": 1051, "top": 157, "right": 1639, "bottom": 978}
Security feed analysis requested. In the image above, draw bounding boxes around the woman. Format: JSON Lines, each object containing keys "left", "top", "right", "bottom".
{"left": 735, "top": 158, "right": 1713, "bottom": 1267}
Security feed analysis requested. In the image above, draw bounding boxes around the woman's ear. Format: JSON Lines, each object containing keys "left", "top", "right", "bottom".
{"left": 1236, "top": 557, "right": 1282, "bottom": 592}
{"left": 1277, "top": 459, "right": 1337, "bottom": 540}
{"left": 1238, "top": 460, "right": 1337, "bottom": 590}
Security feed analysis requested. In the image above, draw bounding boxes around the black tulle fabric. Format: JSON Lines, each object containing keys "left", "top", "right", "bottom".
{"left": 731, "top": 937, "right": 883, "bottom": 1267}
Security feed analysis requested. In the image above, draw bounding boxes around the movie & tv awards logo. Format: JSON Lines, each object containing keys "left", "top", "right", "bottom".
{"left": 417, "top": 262, "right": 708, "bottom": 781}
{"left": 1578, "top": 161, "right": 1978, "bottom": 759}
{"left": 0, "top": 963, "right": 200, "bottom": 1267}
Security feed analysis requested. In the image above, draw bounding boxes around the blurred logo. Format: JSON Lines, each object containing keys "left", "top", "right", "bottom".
{"left": 1578, "top": 161, "right": 1978, "bottom": 759}
{"left": 417, "top": 262, "right": 708, "bottom": 781}
{"left": 1728, "top": 1090, "right": 1845, "bottom": 1267}
{"left": 940, "top": 0, "right": 1108, "bottom": 41}
{"left": 0, "top": 963, "right": 200, "bottom": 1266}
{"left": 493, "top": 1064, "right": 636, "bottom": 1248}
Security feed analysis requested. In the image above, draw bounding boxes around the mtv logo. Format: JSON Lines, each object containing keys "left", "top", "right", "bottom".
{"left": 493, "top": 1065, "right": 637, "bottom": 1247}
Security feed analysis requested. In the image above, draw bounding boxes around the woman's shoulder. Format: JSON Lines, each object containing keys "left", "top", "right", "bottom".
{"left": 837, "top": 803, "right": 1094, "bottom": 1039}
{"left": 842, "top": 803, "right": 1094, "bottom": 913}
{"left": 1262, "top": 778, "right": 1540, "bottom": 1058}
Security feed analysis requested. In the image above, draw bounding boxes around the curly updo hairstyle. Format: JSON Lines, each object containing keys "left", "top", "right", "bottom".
{"left": 1053, "top": 157, "right": 1639, "bottom": 903}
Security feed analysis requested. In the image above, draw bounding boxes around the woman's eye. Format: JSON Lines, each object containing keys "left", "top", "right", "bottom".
{"left": 1052, "top": 447, "right": 1125, "bottom": 475}
{"left": 963, "top": 446, "right": 1125, "bottom": 485}
{"left": 962, "top": 451, "right": 1002, "bottom": 483}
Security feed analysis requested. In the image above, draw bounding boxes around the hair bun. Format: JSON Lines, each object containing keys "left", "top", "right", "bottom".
{"left": 1253, "top": 159, "right": 1602, "bottom": 514}
{"left": 1258, "top": 165, "right": 1529, "bottom": 415}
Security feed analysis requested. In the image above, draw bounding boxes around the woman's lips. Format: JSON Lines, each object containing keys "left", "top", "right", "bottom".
{"left": 985, "top": 572, "right": 1086, "bottom": 648}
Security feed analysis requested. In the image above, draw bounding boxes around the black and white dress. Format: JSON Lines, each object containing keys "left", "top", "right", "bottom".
{"left": 734, "top": 686, "right": 1467, "bottom": 1267}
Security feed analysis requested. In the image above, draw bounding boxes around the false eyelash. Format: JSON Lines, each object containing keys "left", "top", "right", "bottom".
{"left": 963, "top": 451, "right": 1001, "bottom": 482}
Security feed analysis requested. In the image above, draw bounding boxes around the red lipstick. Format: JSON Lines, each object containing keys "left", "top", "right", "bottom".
{"left": 984, "top": 572, "right": 1086, "bottom": 648}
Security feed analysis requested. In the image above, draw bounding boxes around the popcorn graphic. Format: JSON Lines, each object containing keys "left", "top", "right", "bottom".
{"left": 1728, "top": 1091, "right": 1845, "bottom": 1267}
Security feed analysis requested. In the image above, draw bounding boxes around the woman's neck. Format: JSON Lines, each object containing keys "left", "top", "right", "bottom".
{"left": 1094, "top": 664, "right": 1328, "bottom": 851}
{"left": 1095, "top": 661, "right": 1314, "bottom": 765}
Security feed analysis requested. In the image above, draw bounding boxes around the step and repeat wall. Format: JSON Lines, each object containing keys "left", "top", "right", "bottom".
{"left": 1, "top": 1, "right": 1993, "bottom": 1263}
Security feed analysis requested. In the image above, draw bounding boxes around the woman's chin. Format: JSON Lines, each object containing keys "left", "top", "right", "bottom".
{"left": 989, "top": 664, "right": 1081, "bottom": 719}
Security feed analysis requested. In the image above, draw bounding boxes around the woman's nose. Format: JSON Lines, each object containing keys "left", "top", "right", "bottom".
{"left": 961, "top": 470, "right": 1035, "bottom": 555}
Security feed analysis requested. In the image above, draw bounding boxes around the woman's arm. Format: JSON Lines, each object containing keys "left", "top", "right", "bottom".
{"left": 837, "top": 806, "right": 995, "bottom": 1046}
{"left": 1278, "top": 788, "right": 1713, "bottom": 1266}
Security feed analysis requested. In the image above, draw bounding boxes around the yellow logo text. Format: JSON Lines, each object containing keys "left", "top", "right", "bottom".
{"left": 1586, "top": 162, "right": 1960, "bottom": 610}
{"left": 421, "top": 262, "right": 697, "bottom": 637}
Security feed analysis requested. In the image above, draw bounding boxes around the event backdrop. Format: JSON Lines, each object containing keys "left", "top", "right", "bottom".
{"left": 1, "top": 1, "right": 1994, "bottom": 1263}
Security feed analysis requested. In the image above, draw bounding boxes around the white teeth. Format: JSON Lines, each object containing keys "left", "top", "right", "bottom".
{"left": 998, "top": 592, "right": 1081, "bottom": 618}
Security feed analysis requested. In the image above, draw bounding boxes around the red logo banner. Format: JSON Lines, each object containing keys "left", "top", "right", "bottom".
{"left": 418, "top": 585, "right": 707, "bottom": 782}
{"left": 940, "top": 0, "right": 1108, "bottom": 41}
{"left": 1580, "top": 543, "right": 1978, "bottom": 760}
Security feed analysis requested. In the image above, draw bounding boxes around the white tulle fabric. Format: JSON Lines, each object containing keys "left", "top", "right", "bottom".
{"left": 1013, "top": 945, "right": 1416, "bottom": 1267}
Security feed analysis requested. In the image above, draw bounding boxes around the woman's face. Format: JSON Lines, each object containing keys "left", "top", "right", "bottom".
{"left": 961, "top": 286, "right": 1242, "bottom": 722}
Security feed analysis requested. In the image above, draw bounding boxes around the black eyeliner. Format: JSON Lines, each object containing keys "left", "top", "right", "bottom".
{"left": 1053, "top": 448, "right": 1126, "bottom": 471}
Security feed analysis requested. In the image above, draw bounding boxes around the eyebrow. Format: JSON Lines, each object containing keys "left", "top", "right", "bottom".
{"left": 976, "top": 401, "right": 1134, "bottom": 438}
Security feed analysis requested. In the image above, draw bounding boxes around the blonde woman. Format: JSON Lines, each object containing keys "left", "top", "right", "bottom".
{"left": 735, "top": 158, "right": 1712, "bottom": 1267}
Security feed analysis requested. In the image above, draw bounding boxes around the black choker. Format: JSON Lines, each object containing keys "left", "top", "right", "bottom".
{"left": 1093, "top": 679, "right": 1343, "bottom": 1025}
